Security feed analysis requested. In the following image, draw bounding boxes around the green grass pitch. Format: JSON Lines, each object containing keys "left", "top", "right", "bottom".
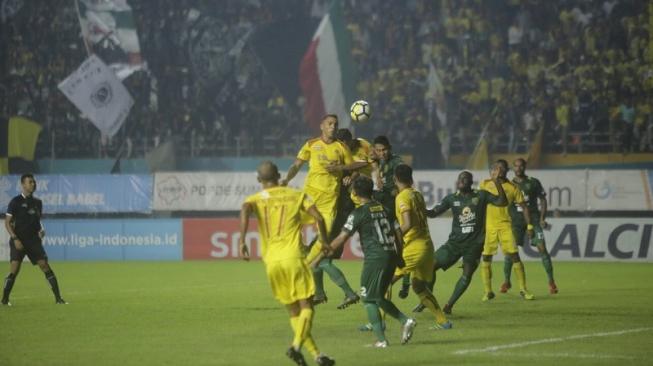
{"left": 1, "top": 261, "right": 652, "bottom": 366}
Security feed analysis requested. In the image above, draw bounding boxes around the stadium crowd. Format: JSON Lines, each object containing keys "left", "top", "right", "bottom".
{"left": 1, "top": 0, "right": 651, "bottom": 163}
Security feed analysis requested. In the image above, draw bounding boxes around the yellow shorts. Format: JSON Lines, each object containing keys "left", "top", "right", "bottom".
{"left": 265, "top": 258, "right": 315, "bottom": 305}
{"left": 303, "top": 187, "right": 337, "bottom": 264}
{"left": 394, "top": 239, "right": 434, "bottom": 282}
{"left": 482, "top": 225, "right": 518, "bottom": 255}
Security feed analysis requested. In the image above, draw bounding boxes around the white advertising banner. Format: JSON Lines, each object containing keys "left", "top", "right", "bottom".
{"left": 154, "top": 172, "right": 308, "bottom": 211}
{"left": 413, "top": 170, "right": 587, "bottom": 211}
{"left": 586, "top": 170, "right": 653, "bottom": 211}
{"left": 153, "top": 170, "right": 651, "bottom": 212}
{"left": 58, "top": 55, "right": 134, "bottom": 137}
{"left": 428, "top": 217, "right": 652, "bottom": 262}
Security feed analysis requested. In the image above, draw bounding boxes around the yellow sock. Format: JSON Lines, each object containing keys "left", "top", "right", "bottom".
{"left": 513, "top": 261, "right": 527, "bottom": 291}
{"left": 417, "top": 290, "right": 448, "bottom": 324}
{"left": 290, "top": 316, "right": 320, "bottom": 357}
{"left": 481, "top": 261, "right": 493, "bottom": 293}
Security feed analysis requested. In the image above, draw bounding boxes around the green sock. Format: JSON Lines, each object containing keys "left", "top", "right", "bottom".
{"left": 378, "top": 298, "right": 408, "bottom": 324}
{"left": 312, "top": 267, "right": 325, "bottom": 297}
{"left": 401, "top": 274, "right": 411, "bottom": 290}
{"left": 503, "top": 256, "right": 512, "bottom": 283}
{"left": 447, "top": 275, "right": 470, "bottom": 307}
{"left": 364, "top": 302, "right": 387, "bottom": 342}
{"left": 320, "top": 260, "right": 356, "bottom": 298}
{"left": 541, "top": 252, "right": 555, "bottom": 282}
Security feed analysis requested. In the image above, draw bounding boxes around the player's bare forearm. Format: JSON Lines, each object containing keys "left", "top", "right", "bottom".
{"left": 328, "top": 231, "right": 350, "bottom": 254}
{"left": 238, "top": 203, "right": 252, "bottom": 260}
{"left": 492, "top": 179, "right": 508, "bottom": 206}
{"left": 393, "top": 228, "right": 405, "bottom": 260}
{"left": 344, "top": 161, "right": 369, "bottom": 171}
{"left": 307, "top": 205, "right": 328, "bottom": 245}
{"left": 426, "top": 205, "right": 447, "bottom": 218}
{"left": 4, "top": 216, "right": 16, "bottom": 239}
{"left": 282, "top": 159, "right": 304, "bottom": 185}
{"left": 400, "top": 210, "right": 412, "bottom": 234}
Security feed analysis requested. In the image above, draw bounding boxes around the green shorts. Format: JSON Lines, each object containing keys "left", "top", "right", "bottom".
{"left": 360, "top": 256, "right": 397, "bottom": 302}
{"left": 434, "top": 240, "right": 482, "bottom": 271}
{"left": 512, "top": 221, "right": 545, "bottom": 247}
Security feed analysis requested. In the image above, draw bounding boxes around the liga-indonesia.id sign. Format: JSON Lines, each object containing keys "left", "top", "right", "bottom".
{"left": 58, "top": 55, "right": 134, "bottom": 137}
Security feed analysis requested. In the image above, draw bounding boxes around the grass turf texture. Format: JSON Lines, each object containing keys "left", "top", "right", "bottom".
{"left": 0, "top": 261, "right": 652, "bottom": 366}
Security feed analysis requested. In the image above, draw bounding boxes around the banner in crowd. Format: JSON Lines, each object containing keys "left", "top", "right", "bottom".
{"left": 41, "top": 219, "right": 181, "bottom": 261}
{"left": 0, "top": 175, "right": 152, "bottom": 213}
{"left": 76, "top": 0, "right": 144, "bottom": 79}
{"left": 0, "top": 116, "right": 42, "bottom": 175}
{"left": 58, "top": 55, "right": 134, "bottom": 137}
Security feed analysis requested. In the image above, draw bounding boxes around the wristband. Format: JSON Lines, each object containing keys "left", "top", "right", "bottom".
{"left": 527, "top": 224, "right": 534, "bottom": 230}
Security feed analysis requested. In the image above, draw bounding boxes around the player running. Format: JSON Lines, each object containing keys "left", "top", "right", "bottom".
{"left": 239, "top": 161, "right": 335, "bottom": 366}
{"left": 412, "top": 170, "right": 508, "bottom": 315}
{"left": 502, "top": 158, "right": 558, "bottom": 294}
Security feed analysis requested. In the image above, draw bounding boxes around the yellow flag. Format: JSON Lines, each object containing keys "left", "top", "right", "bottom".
{"left": 527, "top": 124, "right": 544, "bottom": 169}
{"left": 466, "top": 129, "right": 489, "bottom": 170}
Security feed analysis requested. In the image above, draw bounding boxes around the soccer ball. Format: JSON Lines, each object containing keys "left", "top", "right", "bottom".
{"left": 350, "top": 100, "right": 371, "bottom": 123}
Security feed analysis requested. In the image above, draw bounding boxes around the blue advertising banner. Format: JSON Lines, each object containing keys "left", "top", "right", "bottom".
{"left": 41, "top": 219, "right": 182, "bottom": 261}
{"left": 0, "top": 175, "right": 152, "bottom": 213}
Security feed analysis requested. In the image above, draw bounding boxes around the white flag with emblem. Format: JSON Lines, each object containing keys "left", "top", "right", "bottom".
{"left": 58, "top": 55, "right": 133, "bottom": 137}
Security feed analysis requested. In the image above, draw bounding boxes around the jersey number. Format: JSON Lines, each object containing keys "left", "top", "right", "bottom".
{"left": 373, "top": 218, "right": 394, "bottom": 245}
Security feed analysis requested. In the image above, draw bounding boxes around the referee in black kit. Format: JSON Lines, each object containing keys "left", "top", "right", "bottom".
{"left": 2, "top": 174, "right": 66, "bottom": 306}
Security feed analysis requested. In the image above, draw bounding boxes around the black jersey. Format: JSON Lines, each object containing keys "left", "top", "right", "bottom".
{"left": 7, "top": 194, "right": 43, "bottom": 240}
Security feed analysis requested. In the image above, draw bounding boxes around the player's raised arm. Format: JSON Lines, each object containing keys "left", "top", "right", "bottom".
{"left": 490, "top": 167, "right": 508, "bottom": 207}
{"left": 306, "top": 204, "right": 327, "bottom": 249}
{"left": 281, "top": 158, "right": 305, "bottom": 186}
{"left": 426, "top": 199, "right": 450, "bottom": 218}
{"left": 238, "top": 202, "right": 253, "bottom": 261}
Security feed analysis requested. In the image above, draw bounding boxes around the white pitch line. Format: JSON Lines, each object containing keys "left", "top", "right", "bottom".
{"left": 453, "top": 327, "right": 653, "bottom": 355}
{"left": 488, "top": 352, "right": 636, "bottom": 361}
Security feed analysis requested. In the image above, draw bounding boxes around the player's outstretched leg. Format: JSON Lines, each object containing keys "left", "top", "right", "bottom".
{"left": 38, "top": 261, "right": 66, "bottom": 304}
{"left": 501, "top": 256, "right": 512, "bottom": 293}
{"left": 2, "top": 261, "right": 21, "bottom": 306}
{"left": 537, "top": 244, "right": 558, "bottom": 294}
{"left": 412, "top": 270, "right": 436, "bottom": 313}
{"left": 288, "top": 300, "right": 334, "bottom": 365}
{"left": 319, "top": 260, "right": 358, "bottom": 309}
{"left": 412, "top": 278, "right": 451, "bottom": 329}
{"left": 398, "top": 274, "right": 411, "bottom": 299}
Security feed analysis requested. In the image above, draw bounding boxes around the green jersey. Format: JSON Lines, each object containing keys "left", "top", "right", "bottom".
{"left": 378, "top": 154, "right": 403, "bottom": 194}
{"left": 509, "top": 176, "right": 545, "bottom": 223}
{"left": 432, "top": 190, "right": 500, "bottom": 244}
{"left": 343, "top": 201, "right": 399, "bottom": 262}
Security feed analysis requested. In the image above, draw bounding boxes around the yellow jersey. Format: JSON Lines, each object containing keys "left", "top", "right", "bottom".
{"left": 352, "top": 138, "right": 374, "bottom": 177}
{"left": 297, "top": 137, "right": 354, "bottom": 194}
{"left": 479, "top": 179, "right": 523, "bottom": 228}
{"left": 395, "top": 187, "right": 431, "bottom": 244}
{"left": 245, "top": 186, "right": 314, "bottom": 263}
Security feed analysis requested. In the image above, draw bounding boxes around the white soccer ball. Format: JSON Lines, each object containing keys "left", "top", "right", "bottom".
{"left": 350, "top": 100, "right": 371, "bottom": 123}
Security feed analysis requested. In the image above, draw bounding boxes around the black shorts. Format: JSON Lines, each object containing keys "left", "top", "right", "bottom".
{"left": 10, "top": 237, "right": 48, "bottom": 265}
